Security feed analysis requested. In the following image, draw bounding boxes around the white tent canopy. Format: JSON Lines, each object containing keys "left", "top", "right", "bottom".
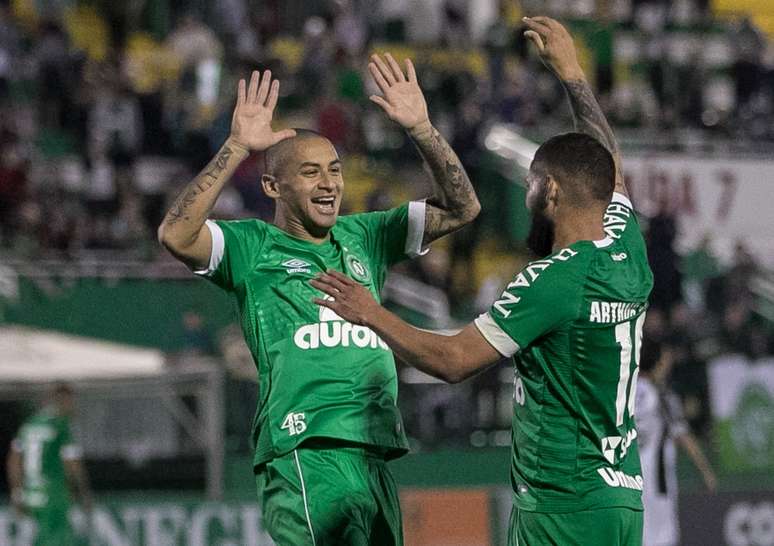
{"left": 0, "top": 326, "right": 225, "bottom": 499}
{"left": 0, "top": 326, "right": 165, "bottom": 382}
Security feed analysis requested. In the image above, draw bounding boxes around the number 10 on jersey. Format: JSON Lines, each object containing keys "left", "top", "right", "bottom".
{"left": 614, "top": 314, "right": 645, "bottom": 427}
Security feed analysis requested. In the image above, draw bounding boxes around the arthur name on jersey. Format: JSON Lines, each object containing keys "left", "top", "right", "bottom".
{"left": 589, "top": 301, "right": 645, "bottom": 324}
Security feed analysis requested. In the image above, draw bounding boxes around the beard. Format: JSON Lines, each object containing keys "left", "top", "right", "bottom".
{"left": 527, "top": 211, "right": 555, "bottom": 258}
{"left": 526, "top": 183, "right": 554, "bottom": 258}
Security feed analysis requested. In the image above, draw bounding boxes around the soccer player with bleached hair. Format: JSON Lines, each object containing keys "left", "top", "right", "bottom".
{"left": 158, "top": 53, "right": 480, "bottom": 545}
{"left": 312, "top": 18, "right": 653, "bottom": 546}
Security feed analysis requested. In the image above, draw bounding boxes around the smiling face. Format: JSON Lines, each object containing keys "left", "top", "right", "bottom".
{"left": 263, "top": 135, "right": 344, "bottom": 239}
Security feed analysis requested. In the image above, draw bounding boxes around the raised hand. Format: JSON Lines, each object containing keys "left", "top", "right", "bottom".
{"left": 310, "top": 270, "right": 379, "bottom": 326}
{"left": 523, "top": 16, "right": 584, "bottom": 81}
{"left": 230, "top": 70, "right": 296, "bottom": 152}
{"left": 368, "top": 53, "right": 429, "bottom": 131}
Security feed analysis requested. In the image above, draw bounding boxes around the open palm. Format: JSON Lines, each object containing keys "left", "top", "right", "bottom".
{"left": 230, "top": 70, "right": 296, "bottom": 152}
{"left": 368, "top": 53, "right": 429, "bottom": 130}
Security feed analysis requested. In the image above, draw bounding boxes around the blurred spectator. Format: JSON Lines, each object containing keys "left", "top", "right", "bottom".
{"left": 0, "top": 5, "right": 20, "bottom": 102}
{"left": 87, "top": 64, "right": 143, "bottom": 167}
{"left": 181, "top": 311, "right": 216, "bottom": 356}
{"left": 332, "top": 0, "right": 368, "bottom": 57}
{"left": 442, "top": 0, "right": 469, "bottom": 48}
{"left": 0, "top": 141, "right": 27, "bottom": 243}
{"left": 35, "top": 21, "right": 74, "bottom": 129}
{"left": 733, "top": 17, "right": 766, "bottom": 114}
{"left": 212, "top": 0, "right": 248, "bottom": 51}
{"left": 166, "top": 13, "right": 223, "bottom": 71}
{"left": 378, "top": 0, "right": 409, "bottom": 41}
{"left": 483, "top": 1, "right": 513, "bottom": 104}
{"left": 680, "top": 234, "right": 721, "bottom": 309}
{"left": 647, "top": 196, "right": 682, "bottom": 311}
{"left": 298, "top": 16, "right": 334, "bottom": 102}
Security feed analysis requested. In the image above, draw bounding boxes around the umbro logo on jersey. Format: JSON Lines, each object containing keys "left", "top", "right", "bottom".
{"left": 601, "top": 428, "right": 637, "bottom": 464}
{"left": 611, "top": 252, "right": 628, "bottom": 262}
{"left": 282, "top": 259, "right": 312, "bottom": 274}
{"left": 601, "top": 436, "right": 622, "bottom": 464}
{"left": 597, "top": 468, "right": 643, "bottom": 491}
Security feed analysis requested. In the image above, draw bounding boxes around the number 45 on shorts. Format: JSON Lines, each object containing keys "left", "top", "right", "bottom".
{"left": 281, "top": 412, "right": 307, "bottom": 436}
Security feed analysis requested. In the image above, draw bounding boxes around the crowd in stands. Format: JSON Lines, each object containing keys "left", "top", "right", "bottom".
{"left": 1, "top": 0, "right": 773, "bottom": 446}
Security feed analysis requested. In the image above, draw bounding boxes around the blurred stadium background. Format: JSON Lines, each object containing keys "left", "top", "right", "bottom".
{"left": 1, "top": 0, "right": 774, "bottom": 544}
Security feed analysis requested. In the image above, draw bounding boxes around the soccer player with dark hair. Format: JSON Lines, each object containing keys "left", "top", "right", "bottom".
{"left": 158, "top": 54, "right": 480, "bottom": 545}
{"left": 312, "top": 18, "right": 653, "bottom": 545}
{"left": 7, "top": 383, "right": 93, "bottom": 545}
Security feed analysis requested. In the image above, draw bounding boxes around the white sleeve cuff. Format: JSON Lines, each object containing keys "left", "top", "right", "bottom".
{"left": 11, "top": 439, "right": 21, "bottom": 452}
{"left": 405, "top": 201, "right": 430, "bottom": 258}
{"left": 611, "top": 192, "right": 633, "bottom": 210}
{"left": 193, "top": 220, "right": 225, "bottom": 276}
{"left": 61, "top": 444, "right": 83, "bottom": 460}
{"left": 474, "top": 313, "right": 520, "bottom": 357}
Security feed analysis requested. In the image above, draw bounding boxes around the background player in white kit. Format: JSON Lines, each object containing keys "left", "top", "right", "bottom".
{"left": 636, "top": 339, "right": 717, "bottom": 546}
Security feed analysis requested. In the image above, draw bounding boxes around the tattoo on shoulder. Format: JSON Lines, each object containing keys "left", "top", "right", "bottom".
{"left": 165, "top": 146, "right": 234, "bottom": 225}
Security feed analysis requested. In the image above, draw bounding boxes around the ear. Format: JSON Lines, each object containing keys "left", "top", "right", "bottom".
{"left": 261, "top": 174, "right": 280, "bottom": 199}
{"left": 546, "top": 175, "right": 560, "bottom": 208}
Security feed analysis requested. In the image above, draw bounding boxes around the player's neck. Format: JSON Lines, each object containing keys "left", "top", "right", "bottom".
{"left": 551, "top": 208, "right": 606, "bottom": 251}
{"left": 273, "top": 210, "right": 331, "bottom": 244}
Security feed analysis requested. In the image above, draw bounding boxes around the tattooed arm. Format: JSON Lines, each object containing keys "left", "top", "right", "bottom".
{"left": 367, "top": 53, "right": 481, "bottom": 245}
{"left": 158, "top": 70, "right": 295, "bottom": 269}
{"left": 523, "top": 16, "right": 628, "bottom": 197}
{"left": 157, "top": 141, "right": 248, "bottom": 269}
{"left": 408, "top": 121, "right": 481, "bottom": 244}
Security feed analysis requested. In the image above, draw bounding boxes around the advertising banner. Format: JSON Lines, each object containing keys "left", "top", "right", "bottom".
{"left": 0, "top": 488, "right": 497, "bottom": 546}
{"left": 0, "top": 502, "right": 272, "bottom": 546}
{"left": 679, "top": 491, "right": 774, "bottom": 546}
{"left": 623, "top": 154, "right": 774, "bottom": 266}
{"left": 708, "top": 356, "right": 774, "bottom": 472}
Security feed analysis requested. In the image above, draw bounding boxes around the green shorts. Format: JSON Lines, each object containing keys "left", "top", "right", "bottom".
{"left": 30, "top": 503, "right": 73, "bottom": 546}
{"left": 508, "top": 506, "right": 643, "bottom": 546}
{"left": 255, "top": 442, "right": 403, "bottom": 546}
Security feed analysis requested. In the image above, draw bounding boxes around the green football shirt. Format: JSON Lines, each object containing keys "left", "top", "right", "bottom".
{"left": 475, "top": 193, "right": 654, "bottom": 513}
{"left": 13, "top": 408, "right": 81, "bottom": 508}
{"left": 197, "top": 202, "right": 427, "bottom": 467}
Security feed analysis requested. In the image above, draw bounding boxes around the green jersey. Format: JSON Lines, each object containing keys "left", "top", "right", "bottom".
{"left": 12, "top": 408, "right": 81, "bottom": 509}
{"left": 197, "top": 202, "right": 427, "bottom": 467}
{"left": 475, "top": 193, "right": 654, "bottom": 513}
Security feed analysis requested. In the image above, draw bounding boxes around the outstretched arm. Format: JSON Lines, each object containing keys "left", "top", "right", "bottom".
{"left": 310, "top": 271, "right": 501, "bottom": 382}
{"left": 368, "top": 53, "right": 481, "bottom": 246}
{"left": 523, "top": 17, "right": 628, "bottom": 198}
{"left": 158, "top": 70, "right": 296, "bottom": 269}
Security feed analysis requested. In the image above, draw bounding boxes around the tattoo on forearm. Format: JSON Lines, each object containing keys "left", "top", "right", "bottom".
{"left": 410, "top": 125, "right": 479, "bottom": 241}
{"left": 164, "top": 146, "right": 234, "bottom": 226}
{"left": 563, "top": 79, "right": 624, "bottom": 183}
{"left": 205, "top": 146, "right": 233, "bottom": 179}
